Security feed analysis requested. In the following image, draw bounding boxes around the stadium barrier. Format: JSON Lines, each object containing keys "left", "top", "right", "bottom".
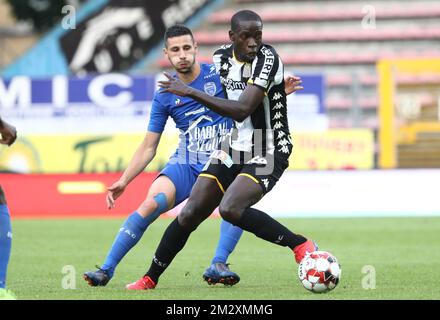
{"left": 0, "top": 172, "right": 157, "bottom": 219}
{"left": 2, "top": 169, "right": 440, "bottom": 219}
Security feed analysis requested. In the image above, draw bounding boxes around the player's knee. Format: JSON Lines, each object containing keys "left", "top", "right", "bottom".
{"left": 0, "top": 186, "right": 6, "bottom": 204}
{"left": 178, "top": 203, "right": 202, "bottom": 231}
{"left": 219, "top": 201, "right": 243, "bottom": 225}
{"left": 138, "top": 192, "right": 169, "bottom": 218}
{"left": 139, "top": 197, "right": 159, "bottom": 214}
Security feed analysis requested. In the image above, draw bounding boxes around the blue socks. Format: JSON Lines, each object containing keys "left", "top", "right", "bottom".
{"left": 0, "top": 205, "right": 12, "bottom": 289}
{"left": 211, "top": 219, "right": 243, "bottom": 265}
{"left": 101, "top": 193, "right": 168, "bottom": 277}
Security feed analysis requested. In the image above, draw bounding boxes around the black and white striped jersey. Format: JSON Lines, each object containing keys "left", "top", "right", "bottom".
{"left": 213, "top": 43, "right": 292, "bottom": 158}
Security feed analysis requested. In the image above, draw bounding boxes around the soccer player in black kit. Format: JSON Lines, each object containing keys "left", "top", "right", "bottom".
{"left": 126, "top": 10, "right": 317, "bottom": 290}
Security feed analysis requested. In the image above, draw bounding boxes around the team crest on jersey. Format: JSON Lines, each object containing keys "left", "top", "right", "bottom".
{"left": 204, "top": 82, "right": 217, "bottom": 96}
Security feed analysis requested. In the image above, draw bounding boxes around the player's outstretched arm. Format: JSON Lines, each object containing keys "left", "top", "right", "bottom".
{"left": 158, "top": 72, "right": 264, "bottom": 122}
{"left": 0, "top": 117, "right": 17, "bottom": 146}
{"left": 106, "top": 131, "right": 161, "bottom": 209}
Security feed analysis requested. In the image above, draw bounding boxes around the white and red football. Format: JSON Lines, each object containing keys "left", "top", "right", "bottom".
{"left": 298, "top": 251, "right": 341, "bottom": 293}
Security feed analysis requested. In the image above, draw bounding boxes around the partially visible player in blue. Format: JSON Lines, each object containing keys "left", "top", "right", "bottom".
{"left": 0, "top": 116, "right": 17, "bottom": 300}
{"left": 84, "top": 25, "right": 302, "bottom": 287}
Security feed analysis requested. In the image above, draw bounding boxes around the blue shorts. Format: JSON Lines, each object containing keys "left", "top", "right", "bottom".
{"left": 158, "top": 161, "right": 202, "bottom": 206}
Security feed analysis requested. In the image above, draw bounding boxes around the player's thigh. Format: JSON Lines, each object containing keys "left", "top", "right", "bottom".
{"left": 178, "top": 175, "right": 223, "bottom": 228}
{"left": 219, "top": 175, "right": 264, "bottom": 223}
{"left": 137, "top": 175, "right": 176, "bottom": 216}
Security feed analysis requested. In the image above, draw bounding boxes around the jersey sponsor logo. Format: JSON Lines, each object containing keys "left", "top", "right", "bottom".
{"left": 272, "top": 111, "right": 283, "bottom": 120}
{"left": 175, "top": 98, "right": 181, "bottom": 105}
{"left": 184, "top": 107, "right": 205, "bottom": 117}
{"left": 220, "top": 77, "right": 246, "bottom": 91}
{"left": 278, "top": 145, "right": 290, "bottom": 154}
{"left": 203, "top": 81, "right": 217, "bottom": 96}
{"left": 258, "top": 47, "right": 275, "bottom": 80}
{"left": 277, "top": 138, "right": 290, "bottom": 146}
{"left": 277, "top": 131, "right": 286, "bottom": 139}
{"left": 273, "top": 102, "right": 284, "bottom": 110}
{"left": 184, "top": 115, "right": 231, "bottom": 154}
{"left": 273, "top": 122, "right": 284, "bottom": 130}
{"left": 273, "top": 92, "right": 283, "bottom": 100}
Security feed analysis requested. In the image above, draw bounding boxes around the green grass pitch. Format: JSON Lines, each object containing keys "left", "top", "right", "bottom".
{"left": 8, "top": 217, "right": 440, "bottom": 300}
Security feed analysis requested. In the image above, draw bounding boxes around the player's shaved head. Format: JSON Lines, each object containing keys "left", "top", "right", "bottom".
{"left": 229, "top": 10, "right": 263, "bottom": 62}
{"left": 231, "top": 10, "right": 262, "bottom": 32}
{"left": 164, "top": 24, "right": 194, "bottom": 47}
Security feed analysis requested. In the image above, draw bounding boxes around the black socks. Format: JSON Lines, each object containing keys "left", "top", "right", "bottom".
{"left": 238, "top": 207, "right": 307, "bottom": 249}
{"left": 145, "top": 218, "right": 192, "bottom": 283}
{"left": 145, "top": 207, "right": 307, "bottom": 284}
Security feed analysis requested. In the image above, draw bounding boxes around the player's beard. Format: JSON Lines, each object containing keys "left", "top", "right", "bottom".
{"left": 170, "top": 56, "right": 196, "bottom": 75}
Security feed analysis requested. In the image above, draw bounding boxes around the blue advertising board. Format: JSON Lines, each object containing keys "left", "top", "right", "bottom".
{"left": 0, "top": 74, "right": 156, "bottom": 118}
{"left": 1, "top": 72, "right": 327, "bottom": 132}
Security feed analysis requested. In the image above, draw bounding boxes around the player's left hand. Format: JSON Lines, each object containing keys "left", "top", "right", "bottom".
{"left": 284, "top": 75, "right": 303, "bottom": 95}
{"left": 158, "top": 72, "right": 192, "bottom": 96}
{"left": 0, "top": 120, "right": 17, "bottom": 146}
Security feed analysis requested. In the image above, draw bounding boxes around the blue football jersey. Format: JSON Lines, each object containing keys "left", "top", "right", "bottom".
{"left": 148, "top": 63, "right": 232, "bottom": 169}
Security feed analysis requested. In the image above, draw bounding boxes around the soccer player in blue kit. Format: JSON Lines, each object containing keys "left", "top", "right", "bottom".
{"left": 84, "top": 25, "right": 302, "bottom": 288}
{"left": 0, "top": 116, "right": 17, "bottom": 300}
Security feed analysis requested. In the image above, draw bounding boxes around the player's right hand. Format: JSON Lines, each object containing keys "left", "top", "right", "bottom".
{"left": 106, "top": 180, "right": 127, "bottom": 209}
{"left": 284, "top": 75, "right": 303, "bottom": 95}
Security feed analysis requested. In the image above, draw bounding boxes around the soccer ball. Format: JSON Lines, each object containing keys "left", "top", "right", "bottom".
{"left": 298, "top": 251, "right": 341, "bottom": 293}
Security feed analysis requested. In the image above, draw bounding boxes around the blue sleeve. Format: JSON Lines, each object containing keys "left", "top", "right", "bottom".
{"left": 147, "top": 95, "right": 169, "bottom": 133}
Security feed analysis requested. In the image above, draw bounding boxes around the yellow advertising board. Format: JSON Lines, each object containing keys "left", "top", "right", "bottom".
{"left": 0, "top": 133, "right": 179, "bottom": 173}
{"left": 0, "top": 130, "right": 374, "bottom": 173}
{"left": 289, "top": 130, "right": 374, "bottom": 170}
